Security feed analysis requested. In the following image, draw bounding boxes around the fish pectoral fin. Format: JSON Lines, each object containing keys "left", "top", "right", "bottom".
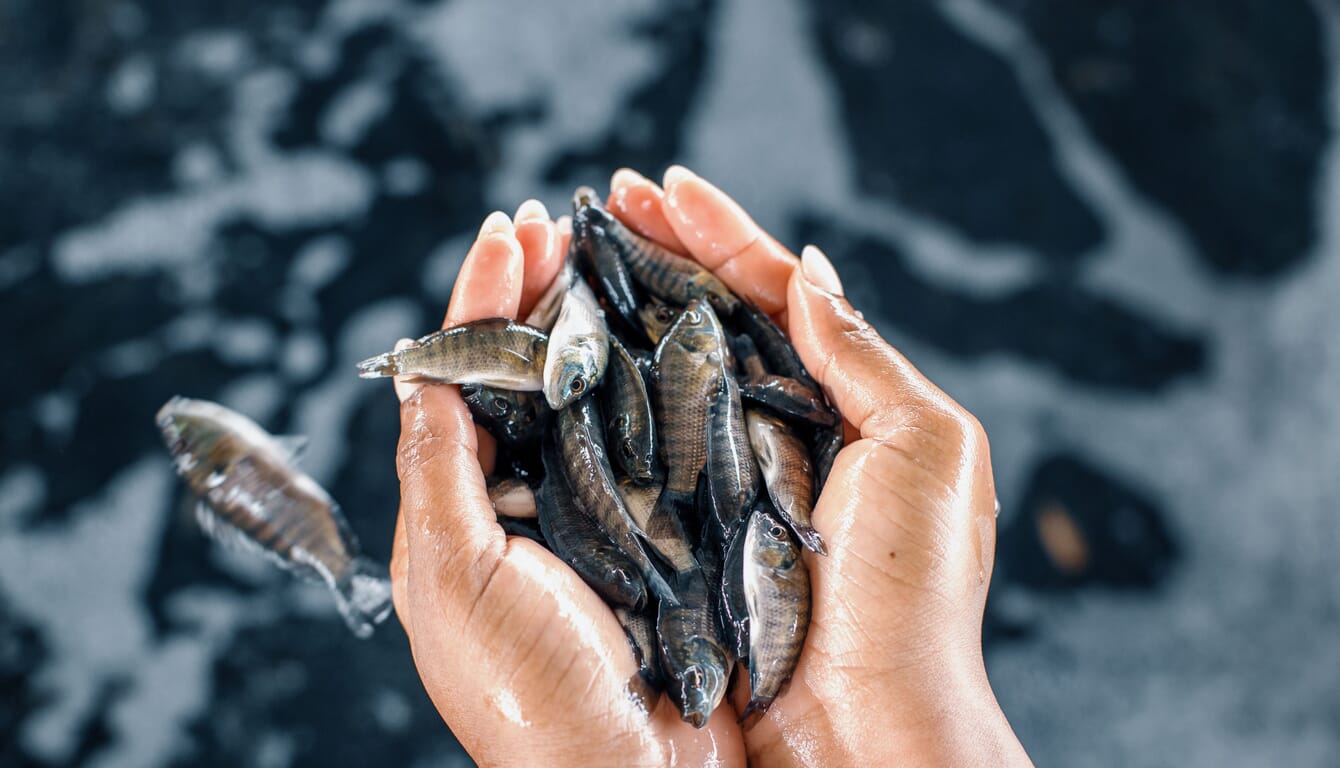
{"left": 274, "top": 435, "right": 309, "bottom": 463}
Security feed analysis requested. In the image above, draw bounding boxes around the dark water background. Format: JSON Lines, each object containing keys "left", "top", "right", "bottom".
{"left": 3, "top": 1, "right": 1338, "bottom": 765}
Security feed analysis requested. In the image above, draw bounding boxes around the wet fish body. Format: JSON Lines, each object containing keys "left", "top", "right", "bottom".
{"left": 739, "top": 375, "right": 839, "bottom": 429}
{"left": 156, "top": 397, "right": 391, "bottom": 638}
{"left": 556, "top": 395, "right": 678, "bottom": 604}
{"left": 812, "top": 424, "right": 844, "bottom": 491}
{"left": 544, "top": 277, "right": 611, "bottom": 409}
{"left": 573, "top": 188, "right": 647, "bottom": 337}
{"left": 734, "top": 301, "right": 819, "bottom": 391}
{"left": 462, "top": 385, "right": 551, "bottom": 446}
{"left": 600, "top": 337, "right": 658, "bottom": 484}
{"left": 615, "top": 606, "right": 664, "bottom": 693}
{"left": 718, "top": 519, "right": 751, "bottom": 663}
{"left": 740, "top": 506, "right": 810, "bottom": 720}
{"left": 657, "top": 569, "right": 731, "bottom": 728}
{"left": 357, "top": 319, "right": 548, "bottom": 391}
{"left": 638, "top": 298, "right": 680, "bottom": 346}
{"left": 617, "top": 476, "right": 697, "bottom": 574}
{"left": 705, "top": 374, "right": 760, "bottom": 540}
{"left": 538, "top": 441, "right": 648, "bottom": 610}
{"left": 746, "top": 408, "right": 826, "bottom": 555}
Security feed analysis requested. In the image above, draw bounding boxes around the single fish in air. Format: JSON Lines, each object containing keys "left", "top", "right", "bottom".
{"left": 357, "top": 318, "right": 548, "bottom": 391}
{"left": 156, "top": 397, "right": 392, "bottom": 638}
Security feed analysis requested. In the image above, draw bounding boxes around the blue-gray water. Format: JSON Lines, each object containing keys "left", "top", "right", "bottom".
{"left": 3, "top": 1, "right": 1337, "bottom": 765}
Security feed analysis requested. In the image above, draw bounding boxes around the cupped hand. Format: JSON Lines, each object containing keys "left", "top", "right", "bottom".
{"left": 389, "top": 169, "right": 1032, "bottom": 768}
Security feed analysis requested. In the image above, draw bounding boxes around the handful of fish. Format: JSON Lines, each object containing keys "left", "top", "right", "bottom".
{"left": 359, "top": 187, "right": 840, "bottom": 727}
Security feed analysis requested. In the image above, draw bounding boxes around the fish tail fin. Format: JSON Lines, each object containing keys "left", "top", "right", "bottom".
{"left": 642, "top": 564, "right": 679, "bottom": 607}
{"left": 333, "top": 557, "right": 394, "bottom": 639}
{"left": 737, "top": 697, "right": 771, "bottom": 729}
{"left": 356, "top": 351, "right": 400, "bottom": 379}
{"left": 794, "top": 525, "right": 828, "bottom": 556}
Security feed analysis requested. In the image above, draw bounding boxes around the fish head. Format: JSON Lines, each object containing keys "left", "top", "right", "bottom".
{"left": 462, "top": 385, "right": 548, "bottom": 445}
{"left": 661, "top": 298, "right": 724, "bottom": 358}
{"left": 749, "top": 508, "right": 802, "bottom": 571}
{"left": 156, "top": 397, "right": 235, "bottom": 471}
{"left": 667, "top": 636, "right": 730, "bottom": 728}
{"left": 571, "top": 187, "right": 618, "bottom": 257}
{"left": 637, "top": 300, "right": 679, "bottom": 345}
{"left": 544, "top": 334, "right": 605, "bottom": 409}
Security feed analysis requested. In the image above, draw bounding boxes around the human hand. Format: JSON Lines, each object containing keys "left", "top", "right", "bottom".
{"left": 387, "top": 200, "right": 745, "bottom": 767}
{"left": 388, "top": 167, "right": 1032, "bottom": 768}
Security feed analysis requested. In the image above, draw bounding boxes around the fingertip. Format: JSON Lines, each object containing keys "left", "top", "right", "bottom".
{"left": 606, "top": 169, "right": 686, "bottom": 252}
{"left": 514, "top": 198, "right": 549, "bottom": 223}
{"left": 515, "top": 210, "right": 562, "bottom": 317}
{"left": 611, "top": 166, "right": 648, "bottom": 192}
{"left": 446, "top": 221, "right": 525, "bottom": 326}
{"left": 662, "top": 164, "right": 694, "bottom": 189}
{"left": 479, "top": 210, "right": 514, "bottom": 237}
{"left": 801, "top": 244, "right": 844, "bottom": 297}
{"left": 556, "top": 214, "right": 572, "bottom": 237}
{"left": 392, "top": 338, "right": 421, "bottom": 402}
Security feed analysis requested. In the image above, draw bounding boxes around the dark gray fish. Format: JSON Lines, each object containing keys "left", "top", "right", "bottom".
{"left": 718, "top": 517, "right": 751, "bottom": 663}
{"left": 652, "top": 299, "right": 729, "bottom": 535}
{"left": 583, "top": 200, "right": 738, "bottom": 315}
{"left": 638, "top": 298, "right": 680, "bottom": 346}
{"left": 733, "top": 301, "right": 819, "bottom": 391}
{"left": 657, "top": 569, "right": 731, "bottom": 729}
{"left": 487, "top": 476, "right": 537, "bottom": 519}
{"left": 544, "top": 277, "right": 611, "bottom": 410}
{"left": 614, "top": 606, "right": 664, "bottom": 693}
{"left": 812, "top": 424, "right": 844, "bottom": 491}
{"left": 616, "top": 476, "right": 697, "bottom": 574}
{"left": 705, "top": 374, "right": 760, "bottom": 541}
{"left": 357, "top": 318, "right": 548, "bottom": 390}
{"left": 739, "top": 375, "right": 839, "bottom": 429}
{"left": 630, "top": 347, "right": 655, "bottom": 381}
{"left": 556, "top": 395, "right": 677, "bottom": 604}
{"left": 600, "top": 337, "right": 657, "bottom": 484}
{"left": 156, "top": 397, "right": 391, "bottom": 638}
{"left": 746, "top": 408, "right": 826, "bottom": 555}
{"left": 740, "top": 506, "right": 810, "bottom": 721}
{"left": 730, "top": 333, "right": 768, "bottom": 379}
{"left": 537, "top": 441, "right": 647, "bottom": 610}
{"left": 572, "top": 187, "right": 647, "bottom": 337}
{"left": 462, "top": 384, "right": 552, "bottom": 446}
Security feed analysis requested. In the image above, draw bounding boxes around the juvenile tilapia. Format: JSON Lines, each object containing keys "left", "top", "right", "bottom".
{"left": 537, "top": 441, "right": 647, "bottom": 610}
{"left": 657, "top": 569, "right": 731, "bottom": 728}
{"left": 734, "top": 301, "right": 820, "bottom": 391}
{"left": 156, "top": 397, "right": 392, "bottom": 638}
{"left": 739, "top": 375, "right": 839, "bottom": 429}
{"left": 572, "top": 187, "right": 646, "bottom": 337}
{"left": 718, "top": 518, "right": 751, "bottom": 663}
{"left": 616, "top": 476, "right": 697, "bottom": 574}
{"left": 357, "top": 319, "right": 548, "bottom": 390}
{"left": 705, "top": 374, "right": 760, "bottom": 540}
{"left": 740, "top": 505, "right": 810, "bottom": 720}
{"left": 812, "top": 425, "right": 844, "bottom": 490}
{"left": 746, "top": 408, "right": 826, "bottom": 555}
{"left": 652, "top": 299, "right": 729, "bottom": 533}
{"left": 581, "top": 199, "right": 738, "bottom": 315}
{"left": 556, "top": 395, "right": 677, "bottom": 604}
{"left": 544, "top": 277, "right": 610, "bottom": 409}
{"left": 600, "top": 337, "right": 657, "bottom": 484}
{"left": 462, "top": 384, "right": 551, "bottom": 446}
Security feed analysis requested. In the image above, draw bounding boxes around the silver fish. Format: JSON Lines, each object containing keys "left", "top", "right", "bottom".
{"left": 740, "top": 505, "right": 810, "bottom": 720}
{"left": 705, "top": 374, "right": 760, "bottom": 541}
{"left": 746, "top": 408, "right": 826, "bottom": 555}
{"left": 543, "top": 277, "right": 610, "bottom": 409}
{"left": 156, "top": 397, "right": 392, "bottom": 638}
{"left": 357, "top": 318, "right": 548, "bottom": 391}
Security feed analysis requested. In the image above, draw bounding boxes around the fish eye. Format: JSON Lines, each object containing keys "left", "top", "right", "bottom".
{"left": 768, "top": 523, "right": 786, "bottom": 540}
{"left": 568, "top": 377, "right": 586, "bottom": 395}
{"left": 620, "top": 439, "right": 635, "bottom": 459}
{"left": 490, "top": 397, "right": 511, "bottom": 415}
{"left": 688, "top": 668, "right": 703, "bottom": 687}
{"left": 655, "top": 306, "right": 674, "bottom": 323}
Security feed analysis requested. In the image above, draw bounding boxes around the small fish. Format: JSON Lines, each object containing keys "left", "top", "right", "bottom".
{"left": 156, "top": 397, "right": 392, "bottom": 638}
{"left": 616, "top": 475, "right": 697, "bottom": 574}
{"left": 523, "top": 261, "right": 575, "bottom": 332}
{"left": 584, "top": 201, "right": 738, "bottom": 315}
{"left": 705, "top": 374, "right": 760, "bottom": 541}
{"left": 462, "top": 384, "right": 552, "bottom": 446}
{"left": 652, "top": 299, "right": 729, "bottom": 535}
{"left": 487, "top": 476, "right": 537, "bottom": 519}
{"left": 614, "top": 605, "right": 664, "bottom": 693}
{"left": 629, "top": 346, "right": 655, "bottom": 381}
{"left": 600, "top": 337, "right": 657, "bottom": 484}
{"left": 811, "top": 424, "right": 844, "bottom": 491}
{"left": 730, "top": 333, "right": 768, "bottom": 379}
{"left": 718, "top": 516, "right": 751, "bottom": 663}
{"left": 637, "top": 298, "right": 680, "bottom": 346}
{"left": 739, "top": 375, "right": 839, "bottom": 429}
{"left": 572, "top": 187, "right": 647, "bottom": 337}
{"left": 739, "top": 505, "right": 810, "bottom": 721}
{"left": 657, "top": 569, "right": 731, "bottom": 729}
{"left": 556, "top": 395, "right": 677, "bottom": 604}
{"left": 733, "top": 301, "right": 819, "bottom": 391}
{"left": 745, "top": 408, "right": 826, "bottom": 555}
{"left": 537, "top": 441, "right": 647, "bottom": 610}
{"left": 357, "top": 319, "right": 548, "bottom": 391}
{"left": 544, "top": 277, "right": 610, "bottom": 409}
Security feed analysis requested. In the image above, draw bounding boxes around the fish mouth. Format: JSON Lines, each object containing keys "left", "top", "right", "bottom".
{"left": 545, "top": 364, "right": 590, "bottom": 410}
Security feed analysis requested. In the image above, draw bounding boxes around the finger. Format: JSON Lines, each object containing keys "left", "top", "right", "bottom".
{"left": 391, "top": 339, "right": 418, "bottom": 644}
{"left": 607, "top": 167, "right": 688, "bottom": 252}
{"left": 661, "top": 165, "right": 797, "bottom": 314}
{"left": 514, "top": 199, "right": 563, "bottom": 318}
{"left": 444, "top": 211, "right": 525, "bottom": 327}
{"left": 787, "top": 244, "right": 972, "bottom": 443}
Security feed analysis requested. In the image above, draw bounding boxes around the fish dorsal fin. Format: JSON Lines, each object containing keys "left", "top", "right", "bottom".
{"left": 273, "top": 435, "right": 309, "bottom": 463}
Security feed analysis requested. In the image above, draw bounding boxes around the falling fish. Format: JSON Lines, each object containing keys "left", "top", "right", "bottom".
{"left": 156, "top": 397, "right": 393, "bottom": 638}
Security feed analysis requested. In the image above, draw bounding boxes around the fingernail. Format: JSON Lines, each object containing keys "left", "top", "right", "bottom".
{"left": 479, "top": 210, "right": 514, "bottom": 237}
{"left": 801, "top": 245, "right": 844, "bottom": 296}
{"left": 612, "top": 167, "right": 650, "bottom": 191}
{"left": 662, "top": 164, "right": 694, "bottom": 189}
{"left": 392, "top": 338, "right": 422, "bottom": 402}
{"left": 555, "top": 215, "right": 572, "bottom": 236}
{"left": 514, "top": 199, "right": 548, "bottom": 222}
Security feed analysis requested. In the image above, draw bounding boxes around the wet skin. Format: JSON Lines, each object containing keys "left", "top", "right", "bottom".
{"left": 388, "top": 173, "right": 1033, "bottom": 767}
